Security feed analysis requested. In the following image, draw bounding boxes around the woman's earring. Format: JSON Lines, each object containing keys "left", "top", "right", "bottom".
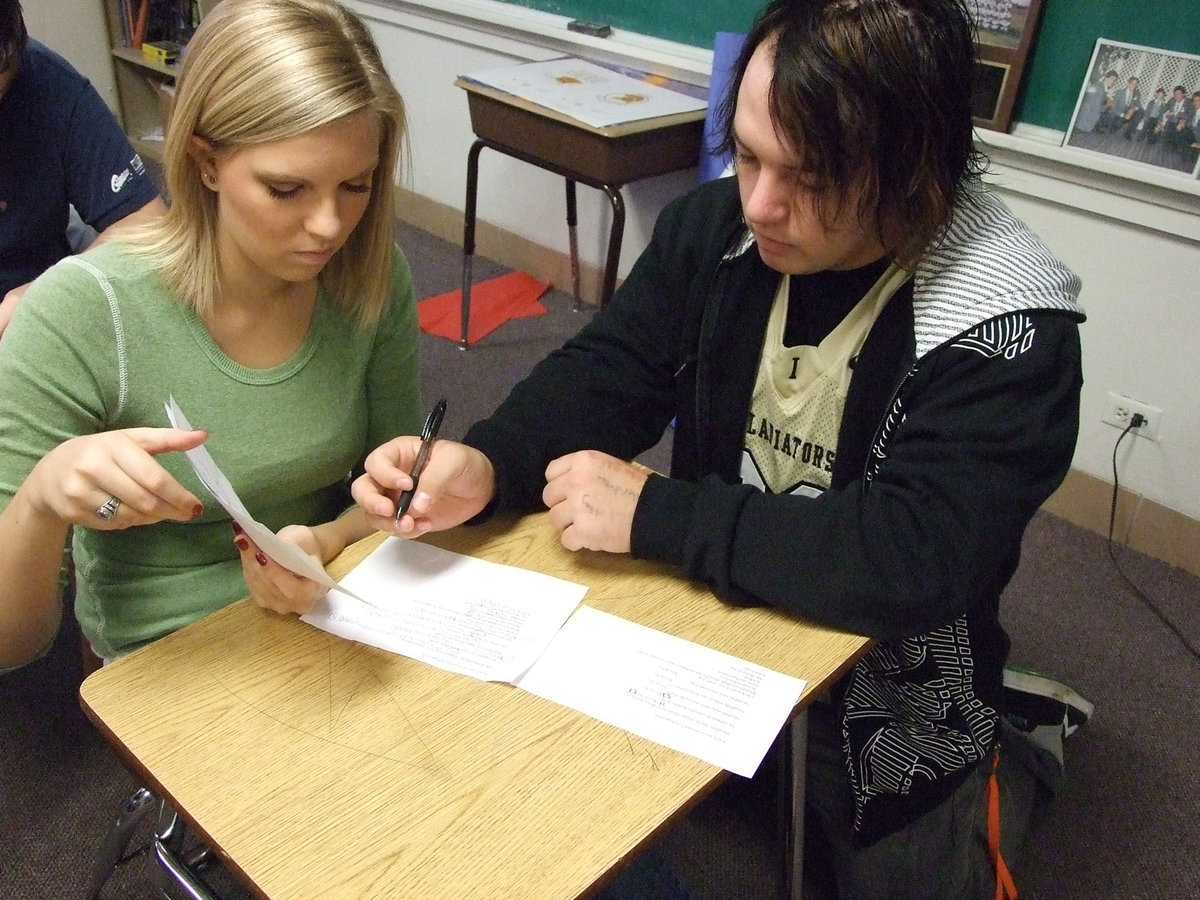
{"left": 206, "top": 173, "right": 217, "bottom": 185}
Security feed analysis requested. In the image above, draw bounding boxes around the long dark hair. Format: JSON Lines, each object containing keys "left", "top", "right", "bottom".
{"left": 717, "top": 0, "right": 987, "bottom": 266}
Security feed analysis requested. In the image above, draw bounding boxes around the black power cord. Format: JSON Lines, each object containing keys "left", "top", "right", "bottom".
{"left": 1107, "top": 415, "right": 1200, "bottom": 663}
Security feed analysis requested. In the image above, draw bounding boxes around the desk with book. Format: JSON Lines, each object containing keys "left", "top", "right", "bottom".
{"left": 454, "top": 58, "right": 709, "bottom": 347}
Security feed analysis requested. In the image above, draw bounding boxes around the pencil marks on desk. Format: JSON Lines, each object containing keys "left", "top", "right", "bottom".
{"left": 202, "top": 624, "right": 445, "bottom": 773}
{"left": 625, "top": 729, "right": 661, "bottom": 771}
{"left": 322, "top": 633, "right": 446, "bottom": 776}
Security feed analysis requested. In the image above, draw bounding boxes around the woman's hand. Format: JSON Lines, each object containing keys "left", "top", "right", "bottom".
{"left": 233, "top": 522, "right": 330, "bottom": 616}
{"left": 0, "top": 426, "right": 208, "bottom": 670}
{"left": 24, "top": 427, "right": 208, "bottom": 529}
{"left": 352, "top": 437, "right": 496, "bottom": 537}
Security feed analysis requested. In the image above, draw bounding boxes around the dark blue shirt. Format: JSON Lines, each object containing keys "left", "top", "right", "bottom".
{"left": 0, "top": 39, "right": 160, "bottom": 296}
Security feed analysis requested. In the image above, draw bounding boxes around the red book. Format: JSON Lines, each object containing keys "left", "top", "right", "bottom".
{"left": 132, "top": 0, "right": 150, "bottom": 50}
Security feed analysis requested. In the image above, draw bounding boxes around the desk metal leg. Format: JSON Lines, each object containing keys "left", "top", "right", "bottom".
{"left": 460, "top": 139, "right": 485, "bottom": 350}
{"left": 565, "top": 179, "right": 581, "bottom": 310}
{"left": 86, "top": 787, "right": 158, "bottom": 900}
{"left": 461, "top": 137, "right": 625, "bottom": 327}
{"left": 152, "top": 805, "right": 219, "bottom": 900}
{"left": 599, "top": 183, "right": 625, "bottom": 307}
{"left": 780, "top": 711, "right": 808, "bottom": 900}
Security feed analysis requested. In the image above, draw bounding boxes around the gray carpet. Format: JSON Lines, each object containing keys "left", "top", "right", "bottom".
{"left": 1, "top": 221, "right": 1197, "bottom": 899}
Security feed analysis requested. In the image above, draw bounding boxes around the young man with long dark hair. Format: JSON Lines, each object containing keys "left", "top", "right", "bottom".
{"left": 357, "top": 2, "right": 1089, "bottom": 895}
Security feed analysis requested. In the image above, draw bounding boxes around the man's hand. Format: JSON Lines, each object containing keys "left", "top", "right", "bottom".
{"left": 352, "top": 438, "right": 496, "bottom": 537}
{"left": 542, "top": 451, "right": 648, "bottom": 553}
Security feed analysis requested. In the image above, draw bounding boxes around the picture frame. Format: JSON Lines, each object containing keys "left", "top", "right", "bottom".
{"left": 1063, "top": 39, "right": 1200, "bottom": 179}
{"left": 969, "top": 0, "right": 1045, "bottom": 132}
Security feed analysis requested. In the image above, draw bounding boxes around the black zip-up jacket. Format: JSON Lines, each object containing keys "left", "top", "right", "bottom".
{"left": 465, "top": 176, "right": 1085, "bottom": 842}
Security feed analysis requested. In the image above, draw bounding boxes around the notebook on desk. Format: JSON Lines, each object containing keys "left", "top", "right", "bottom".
{"left": 458, "top": 57, "right": 707, "bottom": 130}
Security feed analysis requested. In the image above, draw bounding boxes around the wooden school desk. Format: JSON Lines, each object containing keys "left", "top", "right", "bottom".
{"left": 80, "top": 513, "right": 870, "bottom": 899}
{"left": 455, "top": 77, "right": 706, "bottom": 348}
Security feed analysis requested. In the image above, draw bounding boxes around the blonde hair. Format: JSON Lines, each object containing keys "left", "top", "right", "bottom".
{"left": 127, "top": 0, "right": 406, "bottom": 325}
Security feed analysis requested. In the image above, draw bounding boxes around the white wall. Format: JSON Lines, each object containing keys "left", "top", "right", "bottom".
{"left": 24, "top": 0, "right": 119, "bottom": 113}
{"left": 348, "top": 0, "right": 1200, "bottom": 523}
{"left": 994, "top": 185, "right": 1200, "bottom": 519}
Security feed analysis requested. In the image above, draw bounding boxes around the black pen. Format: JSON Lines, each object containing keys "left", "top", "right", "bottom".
{"left": 394, "top": 398, "right": 447, "bottom": 522}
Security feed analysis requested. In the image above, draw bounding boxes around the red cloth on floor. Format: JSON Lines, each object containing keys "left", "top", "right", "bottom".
{"left": 418, "top": 271, "right": 550, "bottom": 343}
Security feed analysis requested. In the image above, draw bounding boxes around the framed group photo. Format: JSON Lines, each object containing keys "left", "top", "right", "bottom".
{"left": 969, "top": 0, "right": 1045, "bottom": 132}
{"left": 1063, "top": 39, "right": 1200, "bottom": 179}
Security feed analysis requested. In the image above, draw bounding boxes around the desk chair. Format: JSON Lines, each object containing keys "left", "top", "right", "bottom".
{"left": 88, "top": 786, "right": 220, "bottom": 899}
{"left": 81, "top": 609, "right": 218, "bottom": 899}
{"left": 81, "top": 624, "right": 218, "bottom": 897}
{"left": 456, "top": 74, "right": 706, "bottom": 349}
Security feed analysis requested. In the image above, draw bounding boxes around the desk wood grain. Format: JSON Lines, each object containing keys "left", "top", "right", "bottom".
{"left": 80, "top": 513, "right": 869, "bottom": 899}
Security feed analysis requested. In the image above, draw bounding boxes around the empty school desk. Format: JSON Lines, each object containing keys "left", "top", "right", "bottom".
{"left": 455, "top": 77, "right": 706, "bottom": 348}
{"left": 80, "top": 513, "right": 869, "bottom": 899}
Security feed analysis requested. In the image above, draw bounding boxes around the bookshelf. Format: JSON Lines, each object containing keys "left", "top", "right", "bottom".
{"left": 100, "top": 0, "right": 218, "bottom": 161}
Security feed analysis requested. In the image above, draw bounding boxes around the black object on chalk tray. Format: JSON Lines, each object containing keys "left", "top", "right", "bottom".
{"left": 567, "top": 20, "right": 613, "bottom": 38}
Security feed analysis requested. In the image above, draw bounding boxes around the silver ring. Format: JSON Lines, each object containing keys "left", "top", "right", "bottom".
{"left": 95, "top": 496, "right": 121, "bottom": 521}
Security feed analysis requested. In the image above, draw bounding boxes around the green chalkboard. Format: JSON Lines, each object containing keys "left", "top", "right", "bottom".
{"left": 1017, "top": 0, "right": 1200, "bottom": 130}
{"left": 503, "top": 0, "right": 759, "bottom": 49}
{"left": 499, "top": 0, "right": 1200, "bottom": 131}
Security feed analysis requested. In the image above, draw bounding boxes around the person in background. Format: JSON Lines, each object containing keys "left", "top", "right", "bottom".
{"left": 0, "top": 0, "right": 421, "bottom": 671}
{"left": 1075, "top": 68, "right": 1118, "bottom": 133}
{"left": 1139, "top": 86, "right": 1168, "bottom": 142}
{"left": 0, "top": 0, "right": 167, "bottom": 336}
{"left": 1112, "top": 75, "right": 1143, "bottom": 139}
{"left": 1161, "top": 84, "right": 1190, "bottom": 142}
{"left": 354, "top": 0, "right": 1090, "bottom": 897}
{"left": 1169, "top": 89, "right": 1200, "bottom": 168}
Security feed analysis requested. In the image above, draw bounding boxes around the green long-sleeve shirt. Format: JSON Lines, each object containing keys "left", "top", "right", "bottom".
{"left": 0, "top": 241, "right": 421, "bottom": 659}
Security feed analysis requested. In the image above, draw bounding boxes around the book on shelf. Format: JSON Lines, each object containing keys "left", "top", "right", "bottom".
{"left": 116, "top": 0, "right": 200, "bottom": 51}
{"left": 141, "top": 40, "right": 182, "bottom": 65}
{"left": 458, "top": 58, "right": 708, "bottom": 131}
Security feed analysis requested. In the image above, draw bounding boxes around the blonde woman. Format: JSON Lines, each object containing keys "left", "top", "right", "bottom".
{"left": 0, "top": 0, "right": 420, "bottom": 669}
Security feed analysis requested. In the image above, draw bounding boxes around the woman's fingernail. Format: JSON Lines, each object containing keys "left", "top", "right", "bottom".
{"left": 192, "top": 504, "right": 204, "bottom": 520}
{"left": 255, "top": 551, "right": 268, "bottom": 567}
{"left": 231, "top": 520, "right": 245, "bottom": 536}
{"left": 234, "top": 537, "right": 250, "bottom": 551}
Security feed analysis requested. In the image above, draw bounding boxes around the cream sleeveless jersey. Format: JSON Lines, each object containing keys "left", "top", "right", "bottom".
{"left": 739, "top": 264, "right": 907, "bottom": 496}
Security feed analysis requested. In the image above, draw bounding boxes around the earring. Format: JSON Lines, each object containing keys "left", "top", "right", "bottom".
{"left": 206, "top": 173, "right": 216, "bottom": 185}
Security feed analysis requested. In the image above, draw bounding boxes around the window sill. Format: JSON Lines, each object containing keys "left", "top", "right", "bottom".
{"left": 977, "top": 125, "right": 1200, "bottom": 242}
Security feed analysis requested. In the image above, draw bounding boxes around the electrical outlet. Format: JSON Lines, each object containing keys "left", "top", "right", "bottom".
{"left": 1102, "top": 391, "right": 1163, "bottom": 441}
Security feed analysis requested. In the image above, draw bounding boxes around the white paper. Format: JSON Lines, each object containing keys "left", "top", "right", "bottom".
{"left": 516, "top": 607, "right": 806, "bottom": 778}
{"left": 461, "top": 58, "right": 706, "bottom": 129}
{"left": 302, "top": 537, "right": 586, "bottom": 683}
{"left": 164, "top": 396, "right": 364, "bottom": 602}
